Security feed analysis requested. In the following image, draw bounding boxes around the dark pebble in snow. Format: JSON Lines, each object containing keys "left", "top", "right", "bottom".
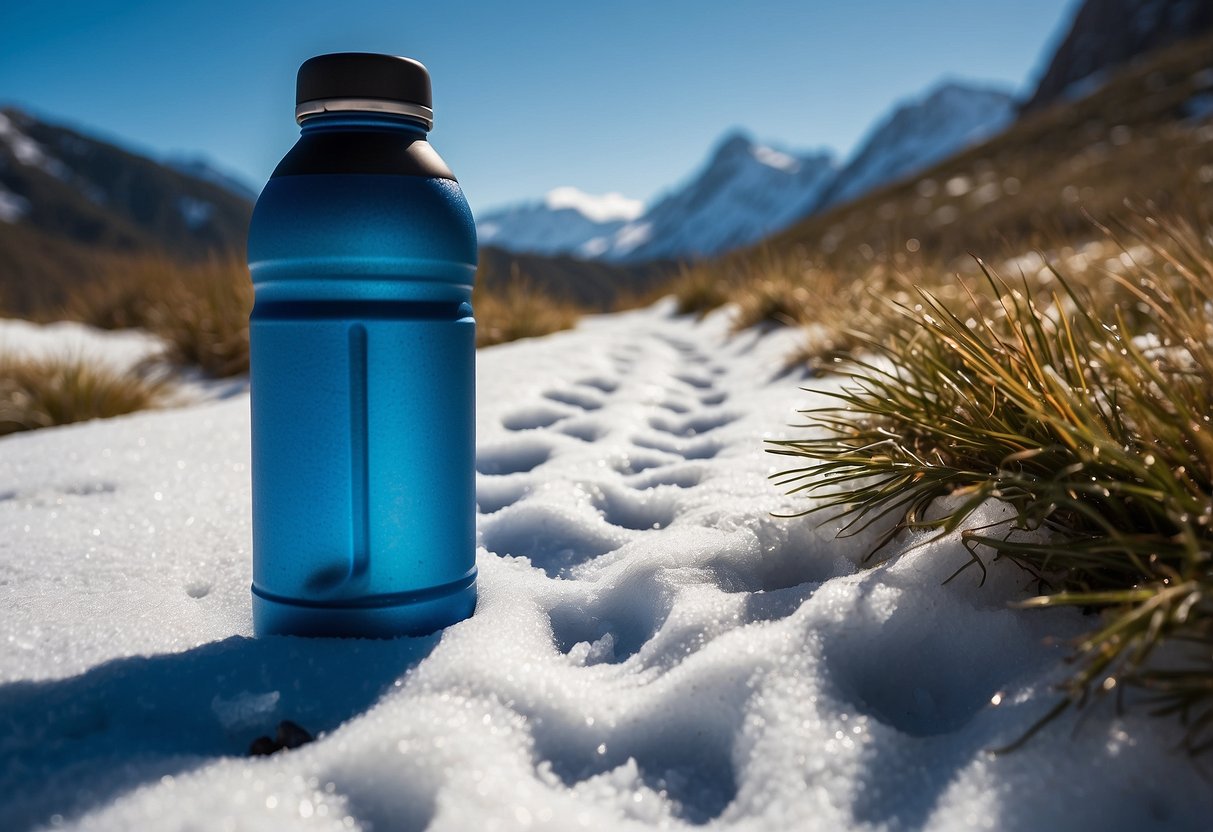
{"left": 248, "top": 720, "right": 315, "bottom": 756}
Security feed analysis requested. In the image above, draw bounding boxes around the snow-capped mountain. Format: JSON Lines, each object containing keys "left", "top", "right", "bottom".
{"left": 0, "top": 106, "right": 253, "bottom": 313}
{"left": 814, "top": 82, "right": 1015, "bottom": 210}
{"left": 476, "top": 80, "right": 1014, "bottom": 263}
{"left": 476, "top": 134, "right": 836, "bottom": 263}
{"left": 608, "top": 133, "right": 836, "bottom": 262}
{"left": 476, "top": 187, "right": 643, "bottom": 258}
{"left": 0, "top": 108, "right": 253, "bottom": 247}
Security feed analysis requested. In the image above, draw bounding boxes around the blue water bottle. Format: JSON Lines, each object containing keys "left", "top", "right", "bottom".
{"left": 247, "top": 53, "right": 477, "bottom": 637}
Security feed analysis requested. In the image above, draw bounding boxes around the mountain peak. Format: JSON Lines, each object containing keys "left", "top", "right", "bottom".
{"left": 710, "top": 130, "right": 756, "bottom": 161}
{"left": 922, "top": 78, "right": 1015, "bottom": 102}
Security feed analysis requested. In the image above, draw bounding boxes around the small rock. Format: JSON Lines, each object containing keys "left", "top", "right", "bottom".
{"left": 248, "top": 735, "right": 278, "bottom": 756}
{"left": 276, "top": 720, "right": 314, "bottom": 749}
{"left": 248, "top": 720, "right": 315, "bottom": 756}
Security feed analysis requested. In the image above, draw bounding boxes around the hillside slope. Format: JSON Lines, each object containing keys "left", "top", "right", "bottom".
{"left": 1024, "top": 0, "right": 1213, "bottom": 112}
{"left": 0, "top": 108, "right": 252, "bottom": 312}
{"left": 765, "top": 31, "right": 1213, "bottom": 270}
{"left": 815, "top": 82, "right": 1014, "bottom": 210}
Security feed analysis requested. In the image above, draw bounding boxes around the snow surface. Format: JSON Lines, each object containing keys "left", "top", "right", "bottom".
{"left": 0, "top": 317, "right": 249, "bottom": 405}
{"left": 0, "top": 318, "right": 166, "bottom": 371}
{"left": 177, "top": 195, "right": 216, "bottom": 230}
{"left": 474, "top": 187, "right": 645, "bottom": 258}
{"left": 475, "top": 195, "right": 633, "bottom": 259}
{"left": 2, "top": 303, "right": 1211, "bottom": 831}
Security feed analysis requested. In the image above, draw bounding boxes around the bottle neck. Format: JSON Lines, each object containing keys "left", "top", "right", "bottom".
{"left": 299, "top": 111, "right": 430, "bottom": 136}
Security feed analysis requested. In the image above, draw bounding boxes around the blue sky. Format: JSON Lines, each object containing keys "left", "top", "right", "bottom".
{"left": 0, "top": 0, "right": 1077, "bottom": 214}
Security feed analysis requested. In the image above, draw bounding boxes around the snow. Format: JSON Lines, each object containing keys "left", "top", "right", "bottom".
{"left": 474, "top": 188, "right": 643, "bottom": 258}
{"left": 543, "top": 187, "right": 644, "bottom": 223}
{"left": 0, "top": 183, "right": 30, "bottom": 223}
{"left": 608, "top": 221, "right": 654, "bottom": 257}
{"left": 0, "top": 111, "right": 70, "bottom": 180}
{"left": 749, "top": 145, "right": 799, "bottom": 173}
{"left": 0, "top": 318, "right": 166, "bottom": 370}
{"left": 0, "top": 317, "right": 248, "bottom": 404}
{"left": 473, "top": 136, "right": 835, "bottom": 262}
{"left": 177, "top": 195, "right": 216, "bottom": 229}
{"left": 2, "top": 302, "right": 1211, "bottom": 831}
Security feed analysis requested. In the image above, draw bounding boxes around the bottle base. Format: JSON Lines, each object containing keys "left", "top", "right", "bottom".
{"left": 252, "top": 577, "right": 476, "bottom": 638}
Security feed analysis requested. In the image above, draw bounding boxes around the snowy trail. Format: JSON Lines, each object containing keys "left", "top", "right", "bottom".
{"left": 2, "top": 301, "right": 1211, "bottom": 831}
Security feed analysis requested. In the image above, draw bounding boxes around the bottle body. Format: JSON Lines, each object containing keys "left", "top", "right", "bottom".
{"left": 248, "top": 116, "right": 477, "bottom": 637}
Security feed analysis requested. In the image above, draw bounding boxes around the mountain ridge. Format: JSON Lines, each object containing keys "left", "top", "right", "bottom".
{"left": 474, "top": 79, "right": 1015, "bottom": 263}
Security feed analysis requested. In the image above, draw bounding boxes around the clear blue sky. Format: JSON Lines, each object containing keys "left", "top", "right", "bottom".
{"left": 0, "top": 0, "right": 1077, "bottom": 214}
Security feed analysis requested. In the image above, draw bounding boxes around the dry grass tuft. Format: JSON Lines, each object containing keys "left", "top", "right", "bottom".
{"left": 667, "top": 263, "right": 737, "bottom": 316}
{"left": 68, "top": 256, "right": 251, "bottom": 378}
{"left": 474, "top": 269, "right": 581, "bottom": 347}
{"left": 70, "top": 256, "right": 580, "bottom": 362}
{"left": 148, "top": 259, "right": 252, "bottom": 377}
{"left": 728, "top": 266, "right": 816, "bottom": 332}
{"left": 0, "top": 353, "right": 167, "bottom": 437}
{"left": 770, "top": 213, "right": 1213, "bottom": 753}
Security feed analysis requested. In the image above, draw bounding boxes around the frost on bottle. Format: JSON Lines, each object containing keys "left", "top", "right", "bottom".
{"left": 247, "top": 53, "right": 477, "bottom": 637}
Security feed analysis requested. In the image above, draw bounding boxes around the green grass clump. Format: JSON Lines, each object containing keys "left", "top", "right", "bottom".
{"left": 769, "top": 216, "right": 1213, "bottom": 753}
{"left": 0, "top": 353, "right": 166, "bottom": 436}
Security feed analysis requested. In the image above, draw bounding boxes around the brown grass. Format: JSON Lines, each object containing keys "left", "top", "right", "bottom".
{"left": 66, "top": 255, "right": 251, "bottom": 377}
{"left": 474, "top": 270, "right": 581, "bottom": 347}
{"left": 769, "top": 213, "right": 1213, "bottom": 752}
{"left": 67, "top": 255, "right": 583, "bottom": 363}
{"left": 766, "top": 31, "right": 1213, "bottom": 276}
{"left": 0, "top": 353, "right": 167, "bottom": 436}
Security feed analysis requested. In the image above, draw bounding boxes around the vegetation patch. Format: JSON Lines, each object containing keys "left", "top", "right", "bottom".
{"left": 769, "top": 215, "right": 1213, "bottom": 752}
{"left": 474, "top": 269, "right": 581, "bottom": 348}
{"left": 0, "top": 352, "right": 167, "bottom": 437}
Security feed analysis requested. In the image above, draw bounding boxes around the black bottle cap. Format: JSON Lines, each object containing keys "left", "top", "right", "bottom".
{"left": 295, "top": 53, "right": 434, "bottom": 128}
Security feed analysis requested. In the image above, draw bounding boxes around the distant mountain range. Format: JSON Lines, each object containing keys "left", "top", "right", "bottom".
{"left": 475, "top": 81, "right": 1015, "bottom": 263}
{"left": 476, "top": 187, "right": 643, "bottom": 257}
{"left": 2, "top": 0, "right": 1209, "bottom": 316}
{"left": 0, "top": 106, "right": 252, "bottom": 311}
{"left": 602, "top": 135, "right": 837, "bottom": 263}
{"left": 473, "top": 0, "right": 1213, "bottom": 264}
